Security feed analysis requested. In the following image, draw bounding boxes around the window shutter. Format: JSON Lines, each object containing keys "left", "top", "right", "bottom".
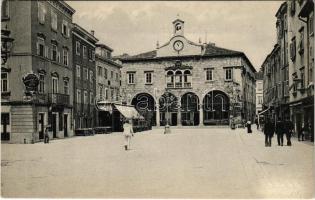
{"left": 51, "top": 47, "right": 53, "bottom": 60}
{"left": 45, "top": 46, "right": 49, "bottom": 58}
{"left": 36, "top": 42, "right": 40, "bottom": 55}
{"left": 57, "top": 51, "right": 60, "bottom": 62}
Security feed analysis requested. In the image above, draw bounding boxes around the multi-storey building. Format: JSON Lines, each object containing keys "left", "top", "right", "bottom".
{"left": 118, "top": 18, "right": 256, "bottom": 127}
{"left": 1, "top": 1, "right": 75, "bottom": 143}
{"left": 72, "top": 24, "right": 98, "bottom": 130}
{"left": 255, "top": 71, "right": 264, "bottom": 115}
{"left": 262, "top": 2, "right": 290, "bottom": 122}
{"left": 287, "top": 0, "right": 314, "bottom": 141}
{"left": 95, "top": 43, "right": 122, "bottom": 130}
{"left": 262, "top": 0, "right": 314, "bottom": 141}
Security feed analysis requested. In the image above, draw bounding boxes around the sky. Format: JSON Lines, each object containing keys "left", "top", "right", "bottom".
{"left": 66, "top": 1, "right": 284, "bottom": 71}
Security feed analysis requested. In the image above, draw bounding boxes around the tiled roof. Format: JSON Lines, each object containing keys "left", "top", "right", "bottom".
{"left": 123, "top": 44, "right": 242, "bottom": 60}
{"left": 128, "top": 50, "right": 157, "bottom": 59}
{"left": 203, "top": 44, "right": 242, "bottom": 56}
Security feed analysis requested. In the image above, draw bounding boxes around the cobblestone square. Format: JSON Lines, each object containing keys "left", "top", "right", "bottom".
{"left": 1, "top": 128, "right": 314, "bottom": 198}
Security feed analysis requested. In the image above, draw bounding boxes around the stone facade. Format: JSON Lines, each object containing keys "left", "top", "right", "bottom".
{"left": 255, "top": 71, "right": 263, "bottom": 115}
{"left": 118, "top": 18, "right": 256, "bottom": 126}
{"left": 262, "top": 0, "right": 314, "bottom": 141}
{"left": 72, "top": 23, "right": 98, "bottom": 129}
{"left": 95, "top": 44, "right": 122, "bottom": 128}
{"left": 1, "top": 1, "right": 75, "bottom": 143}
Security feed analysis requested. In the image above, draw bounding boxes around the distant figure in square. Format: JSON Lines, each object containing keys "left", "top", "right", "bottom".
{"left": 275, "top": 118, "right": 284, "bottom": 146}
{"left": 300, "top": 123, "right": 309, "bottom": 141}
{"left": 285, "top": 119, "right": 294, "bottom": 146}
{"left": 123, "top": 119, "right": 134, "bottom": 150}
{"left": 254, "top": 116, "right": 259, "bottom": 130}
{"left": 44, "top": 125, "right": 50, "bottom": 144}
{"left": 246, "top": 120, "right": 252, "bottom": 133}
{"left": 264, "top": 119, "right": 274, "bottom": 147}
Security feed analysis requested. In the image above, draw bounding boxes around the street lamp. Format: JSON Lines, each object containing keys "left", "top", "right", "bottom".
{"left": 164, "top": 92, "right": 171, "bottom": 134}
{"left": 1, "top": 28, "right": 14, "bottom": 65}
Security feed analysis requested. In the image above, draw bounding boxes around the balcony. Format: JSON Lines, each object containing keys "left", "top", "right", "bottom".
{"left": 166, "top": 82, "right": 192, "bottom": 89}
{"left": 48, "top": 93, "right": 70, "bottom": 106}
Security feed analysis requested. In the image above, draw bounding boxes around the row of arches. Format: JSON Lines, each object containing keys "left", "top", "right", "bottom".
{"left": 131, "top": 90, "right": 230, "bottom": 126}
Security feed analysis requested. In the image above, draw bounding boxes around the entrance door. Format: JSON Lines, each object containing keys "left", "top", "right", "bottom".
{"left": 38, "top": 113, "right": 44, "bottom": 140}
{"left": 1, "top": 113, "right": 10, "bottom": 141}
{"left": 64, "top": 114, "right": 68, "bottom": 137}
{"left": 171, "top": 113, "right": 177, "bottom": 126}
{"left": 52, "top": 113, "right": 57, "bottom": 138}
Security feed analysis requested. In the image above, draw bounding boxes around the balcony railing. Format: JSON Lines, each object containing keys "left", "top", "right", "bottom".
{"left": 48, "top": 93, "right": 70, "bottom": 106}
{"left": 166, "top": 82, "right": 192, "bottom": 89}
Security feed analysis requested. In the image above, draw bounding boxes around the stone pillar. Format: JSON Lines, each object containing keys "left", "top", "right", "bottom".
{"left": 199, "top": 104, "right": 204, "bottom": 126}
{"left": 177, "top": 101, "right": 182, "bottom": 126}
{"left": 177, "top": 109, "right": 181, "bottom": 126}
{"left": 156, "top": 104, "right": 160, "bottom": 127}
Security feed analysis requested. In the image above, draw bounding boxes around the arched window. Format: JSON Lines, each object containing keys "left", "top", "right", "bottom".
{"left": 183, "top": 70, "right": 191, "bottom": 83}
{"left": 175, "top": 71, "right": 182, "bottom": 88}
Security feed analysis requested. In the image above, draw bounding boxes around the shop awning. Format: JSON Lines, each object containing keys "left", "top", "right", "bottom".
{"left": 258, "top": 108, "right": 270, "bottom": 115}
{"left": 114, "top": 104, "right": 144, "bottom": 119}
{"left": 96, "top": 101, "right": 112, "bottom": 112}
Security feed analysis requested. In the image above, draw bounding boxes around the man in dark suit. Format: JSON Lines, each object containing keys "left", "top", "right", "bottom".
{"left": 275, "top": 118, "right": 284, "bottom": 146}
{"left": 264, "top": 119, "right": 275, "bottom": 147}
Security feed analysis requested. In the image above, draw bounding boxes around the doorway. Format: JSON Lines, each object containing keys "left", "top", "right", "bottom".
{"left": 1, "top": 113, "right": 10, "bottom": 141}
{"left": 52, "top": 113, "right": 57, "bottom": 138}
{"left": 64, "top": 114, "right": 68, "bottom": 137}
{"left": 171, "top": 113, "right": 177, "bottom": 126}
{"left": 38, "top": 113, "right": 44, "bottom": 140}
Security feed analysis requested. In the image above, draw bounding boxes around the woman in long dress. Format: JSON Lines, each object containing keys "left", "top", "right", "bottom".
{"left": 123, "top": 119, "right": 134, "bottom": 150}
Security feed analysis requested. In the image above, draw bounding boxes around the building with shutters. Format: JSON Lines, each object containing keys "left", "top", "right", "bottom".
{"left": 95, "top": 43, "right": 122, "bottom": 130}
{"left": 72, "top": 23, "right": 98, "bottom": 130}
{"left": 261, "top": 0, "right": 314, "bottom": 141}
{"left": 117, "top": 18, "right": 256, "bottom": 127}
{"left": 1, "top": 0, "right": 75, "bottom": 143}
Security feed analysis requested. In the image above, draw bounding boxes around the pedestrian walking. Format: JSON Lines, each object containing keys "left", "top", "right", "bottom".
{"left": 285, "top": 119, "right": 293, "bottom": 146}
{"left": 123, "top": 119, "right": 134, "bottom": 150}
{"left": 255, "top": 116, "right": 259, "bottom": 130}
{"left": 299, "top": 123, "right": 309, "bottom": 141}
{"left": 275, "top": 118, "right": 284, "bottom": 146}
{"left": 44, "top": 125, "right": 50, "bottom": 144}
{"left": 260, "top": 117, "right": 265, "bottom": 132}
{"left": 247, "top": 120, "right": 252, "bottom": 133}
{"left": 264, "top": 119, "right": 274, "bottom": 147}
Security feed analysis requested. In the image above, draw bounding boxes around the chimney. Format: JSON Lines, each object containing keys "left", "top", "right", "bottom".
{"left": 156, "top": 40, "right": 159, "bottom": 49}
{"left": 91, "top": 30, "right": 95, "bottom": 36}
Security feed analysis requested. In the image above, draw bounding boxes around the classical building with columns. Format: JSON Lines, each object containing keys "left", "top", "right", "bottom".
{"left": 118, "top": 18, "right": 256, "bottom": 127}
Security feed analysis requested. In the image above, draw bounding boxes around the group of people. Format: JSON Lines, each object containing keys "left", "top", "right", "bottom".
{"left": 263, "top": 118, "right": 294, "bottom": 147}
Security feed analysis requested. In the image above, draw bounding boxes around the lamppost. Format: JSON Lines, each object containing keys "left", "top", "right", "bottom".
{"left": 1, "top": 28, "right": 14, "bottom": 65}
{"left": 164, "top": 92, "right": 171, "bottom": 134}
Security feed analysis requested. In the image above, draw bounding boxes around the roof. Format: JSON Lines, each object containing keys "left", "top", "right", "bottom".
{"left": 122, "top": 43, "right": 242, "bottom": 60}
{"left": 118, "top": 43, "right": 255, "bottom": 72}
{"left": 73, "top": 23, "right": 99, "bottom": 44}
{"left": 96, "top": 54, "right": 122, "bottom": 68}
{"left": 96, "top": 43, "right": 113, "bottom": 52}
{"left": 204, "top": 44, "right": 242, "bottom": 56}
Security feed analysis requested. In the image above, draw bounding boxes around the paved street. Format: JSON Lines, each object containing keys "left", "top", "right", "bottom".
{"left": 1, "top": 127, "right": 314, "bottom": 198}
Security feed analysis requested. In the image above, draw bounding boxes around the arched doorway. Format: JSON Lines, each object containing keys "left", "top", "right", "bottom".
{"left": 181, "top": 92, "right": 199, "bottom": 126}
{"left": 203, "top": 90, "right": 230, "bottom": 125}
{"left": 131, "top": 93, "right": 156, "bottom": 126}
{"left": 159, "top": 92, "right": 178, "bottom": 126}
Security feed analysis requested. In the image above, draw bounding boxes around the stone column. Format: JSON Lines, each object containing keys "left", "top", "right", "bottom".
{"left": 156, "top": 104, "right": 160, "bottom": 127}
{"left": 177, "top": 101, "right": 182, "bottom": 126}
{"left": 199, "top": 104, "right": 204, "bottom": 126}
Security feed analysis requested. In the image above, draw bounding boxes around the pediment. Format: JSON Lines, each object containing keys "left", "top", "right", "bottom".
{"left": 156, "top": 35, "right": 202, "bottom": 57}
